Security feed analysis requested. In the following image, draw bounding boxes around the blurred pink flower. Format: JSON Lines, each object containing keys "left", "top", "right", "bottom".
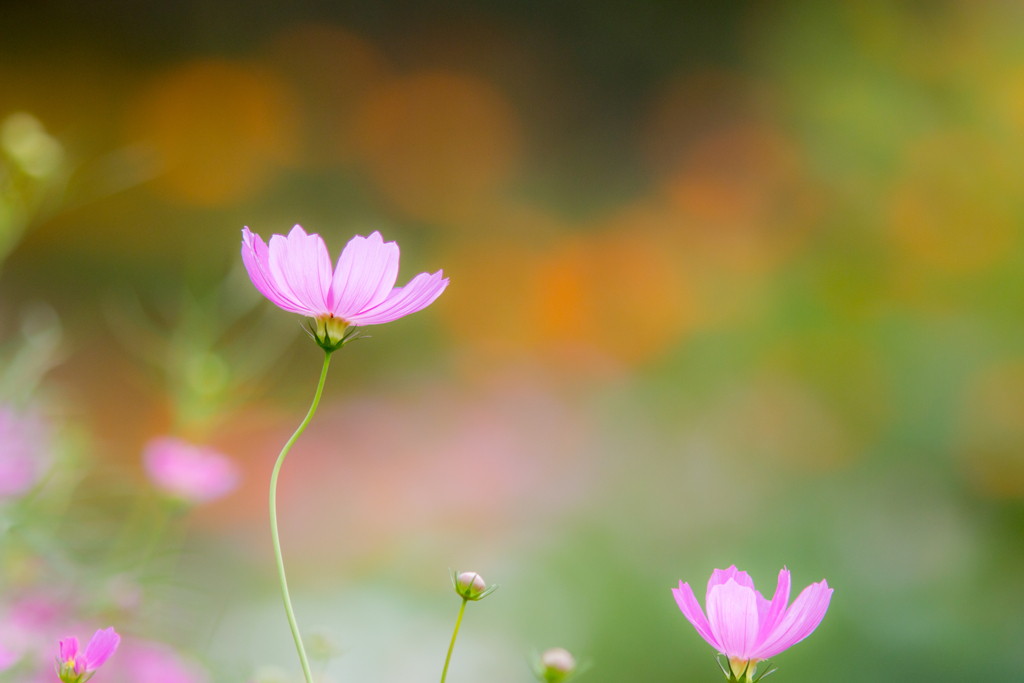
{"left": 143, "top": 437, "right": 241, "bottom": 505}
{"left": 240, "top": 226, "right": 448, "bottom": 329}
{"left": 0, "top": 644, "right": 19, "bottom": 672}
{"left": 55, "top": 627, "right": 120, "bottom": 683}
{"left": 116, "top": 640, "right": 208, "bottom": 683}
{"left": 250, "top": 378, "right": 591, "bottom": 564}
{"left": 673, "top": 565, "right": 832, "bottom": 679}
{"left": 0, "top": 406, "right": 50, "bottom": 498}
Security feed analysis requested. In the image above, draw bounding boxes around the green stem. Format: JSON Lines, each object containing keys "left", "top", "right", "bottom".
{"left": 137, "top": 500, "right": 173, "bottom": 574}
{"left": 270, "top": 350, "right": 332, "bottom": 683}
{"left": 440, "top": 598, "right": 468, "bottom": 683}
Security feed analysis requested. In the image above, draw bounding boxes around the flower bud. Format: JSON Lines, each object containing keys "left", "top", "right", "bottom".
{"left": 450, "top": 570, "right": 497, "bottom": 601}
{"left": 457, "top": 572, "right": 485, "bottom": 593}
{"left": 307, "top": 629, "right": 340, "bottom": 662}
{"left": 533, "top": 647, "right": 580, "bottom": 683}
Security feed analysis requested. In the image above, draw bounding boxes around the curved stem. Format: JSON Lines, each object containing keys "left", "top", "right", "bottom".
{"left": 440, "top": 598, "right": 468, "bottom": 683}
{"left": 270, "top": 351, "right": 332, "bottom": 683}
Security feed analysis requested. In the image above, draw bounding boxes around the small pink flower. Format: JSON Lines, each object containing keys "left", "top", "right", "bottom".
{"left": 241, "top": 226, "right": 448, "bottom": 344}
{"left": 0, "top": 405, "right": 50, "bottom": 498}
{"left": 673, "top": 566, "right": 832, "bottom": 680}
{"left": 143, "top": 437, "right": 241, "bottom": 505}
{"left": 55, "top": 628, "right": 120, "bottom": 683}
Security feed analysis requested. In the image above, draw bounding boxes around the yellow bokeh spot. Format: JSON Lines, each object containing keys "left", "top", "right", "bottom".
{"left": 888, "top": 131, "right": 1018, "bottom": 272}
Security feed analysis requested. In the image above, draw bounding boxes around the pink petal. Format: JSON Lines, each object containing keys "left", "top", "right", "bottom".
{"left": 328, "top": 232, "right": 401, "bottom": 320}
{"left": 267, "top": 226, "right": 333, "bottom": 316}
{"left": 241, "top": 228, "right": 310, "bottom": 315}
{"left": 58, "top": 637, "right": 79, "bottom": 661}
{"left": 345, "top": 270, "right": 449, "bottom": 326}
{"left": 672, "top": 581, "right": 722, "bottom": 651}
{"left": 752, "top": 580, "right": 832, "bottom": 660}
{"left": 706, "top": 579, "right": 759, "bottom": 659}
{"left": 83, "top": 627, "right": 120, "bottom": 670}
{"left": 753, "top": 568, "right": 791, "bottom": 651}
{"left": 755, "top": 590, "right": 771, "bottom": 626}
{"left": 707, "top": 566, "right": 756, "bottom": 597}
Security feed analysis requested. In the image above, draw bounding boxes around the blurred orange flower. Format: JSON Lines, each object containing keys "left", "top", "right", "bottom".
{"left": 439, "top": 212, "right": 693, "bottom": 370}
{"left": 353, "top": 71, "right": 521, "bottom": 224}
{"left": 125, "top": 59, "right": 301, "bottom": 206}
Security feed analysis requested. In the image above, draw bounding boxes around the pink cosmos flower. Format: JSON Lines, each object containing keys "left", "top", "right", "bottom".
{"left": 55, "top": 628, "right": 120, "bottom": 683}
{"left": 241, "top": 226, "right": 448, "bottom": 345}
{"left": 0, "top": 405, "right": 50, "bottom": 498}
{"left": 143, "top": 437, "right": 241, "bottom": 505}
{"left": 673, "top": 566, "right": 832, "bottom": 681}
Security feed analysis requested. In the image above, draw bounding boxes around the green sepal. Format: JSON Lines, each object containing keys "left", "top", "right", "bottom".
{"left": 301, "top": 319, "right": 367, "bottom": 353}
{"left": 449, "top": 568, "right": 500, "bottom": 601}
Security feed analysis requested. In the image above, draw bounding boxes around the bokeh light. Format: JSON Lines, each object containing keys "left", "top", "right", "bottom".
{"left": 126, "top": 60, "right": 301, "bottom": 206}
{"left": 268, "top": 24, "right": 390, "bottom": 169}
{"left": 353, "top": 71, "right": 521, "bottom": 225}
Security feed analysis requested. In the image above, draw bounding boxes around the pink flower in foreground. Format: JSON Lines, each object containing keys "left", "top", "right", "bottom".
{"left": 673, "top": 566, "right": 832, "bottom": 681}
{"left": 0, "top": 406, "right": 50, "bottom": 498}
{"left": 143, "top": 437, "right": 241, "bottom": 505}
{"left": 55, "top": 628, "right": 120, "bottom": 683}
{"left": 241, "top": 226, "right": 448, "bottom": 347}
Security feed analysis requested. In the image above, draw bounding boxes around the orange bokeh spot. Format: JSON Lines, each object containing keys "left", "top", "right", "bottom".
{"left": 529, "top": 226, "right": 694, "bottom": 367}
{"left": 439, "top": 207, "right": 693, "bottom": 369}
{"left": 126, "top": 60, "right": 301, "bottom": 206}
{"left": 957, "top": 361, "right": 1024, "bottom": 499}
{"left": 641, "top": 69, "right": 772, "bottom": 176}
{"left": 437, "top": 235, "right": 543, "bottom": 357}
{"left": 664, "top": 124, "right": 821, "bottom": 273}
{"left": 889, "top": 132, "right": 1018, "bottom": 272}
{"left": 269, "top": 23, "right": 390, "bottom": 168}
{"left": 353, "top": 71, "right": 521, "bottom": 224}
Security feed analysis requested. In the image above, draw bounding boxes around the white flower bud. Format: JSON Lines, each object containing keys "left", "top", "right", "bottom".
{"left": 456, "top": 571, "right": 486, "bottom": 596}
{"left": 533, "top": 647, "right": 582, "bottom": 683}
{"left": 541, "top": 648, "right": 576, "bottom": 673}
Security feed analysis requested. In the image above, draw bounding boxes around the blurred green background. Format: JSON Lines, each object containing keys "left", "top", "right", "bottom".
{"left": 0, "top": 1, "right": 1022, "bottom": 682}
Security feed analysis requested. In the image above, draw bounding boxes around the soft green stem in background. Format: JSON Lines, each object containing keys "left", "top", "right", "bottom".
{"left": 270, "top": 350, "right": 332, "bottom": 683}
{"left": 440, "top": 598, "right": 468, "bottom": 683}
